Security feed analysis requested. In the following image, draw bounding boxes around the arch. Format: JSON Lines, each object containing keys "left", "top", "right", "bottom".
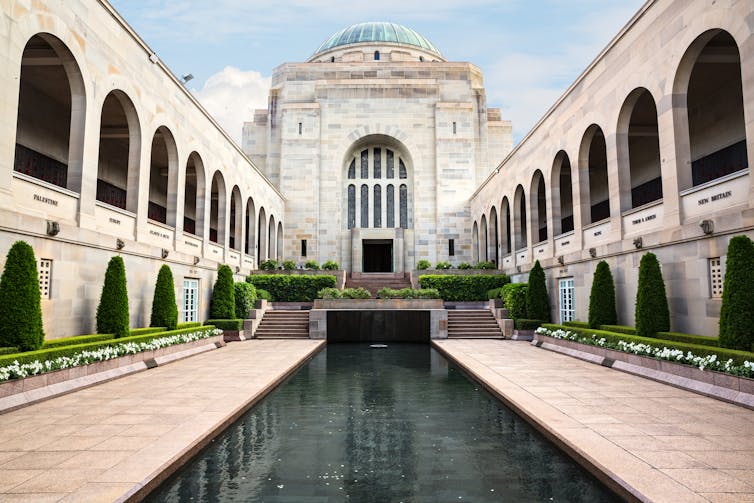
{"left": 183, "top": 152, "right": 206, "bottom": 236}
{"left": 673, "top": 29, "right": 747, "bottom": 189}
{"left": 489, "top": 206, "right": 499, "bottom": 265}
{"left": 513, "top": 185, "right": 527, "bottom": 250}
{"left": 480, "top": 214, "right": 488, "bottom": 262}
{"left": 276, "top": 222, "right": 284, "bottom": 260}
{"left": 472, "top": 221, "right": 479, "bottom": 263}
{"left": 617, "top": 88, "right": 662, "bottom": 211}
{"left": 342, "top": 135, "right": 413, "bottom": 230}
{"left": 147, "top": 126, "right": 179, "bottom": 226}
{"left": 229, "top": 185, "right": 242, "bottom": 250}
{"left": 500, "top": 197, "right": 512, "bottom": 255}
{"left": 268, "top": 215, "right": 276, "bottom": 261}
{"left": 257, "top": 207, "right": 267, "bottom": 262}
{"left": 13, "top": 33, "right": 86, "bottom": 193}
{"left": 530, "top": 170, "right": 548, "bottom": 243}
{"left": 550, "top": 151, "right": 574, "bottom": 236}
{"left": 578, "top": 125, "right": 610, "bottom": 225}
{"left": 245, "top": 197, "right": 256, "bottom": 256}
{"left": 209, "top": 171, "right": 227, "bottom": 244}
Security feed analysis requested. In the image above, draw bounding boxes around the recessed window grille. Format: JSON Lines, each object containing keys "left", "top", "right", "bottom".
{"left": 709, "top": 257, "right": 724, "bottom": 298}
{"left": 38, "top": 258, "right": 52, "bottom": 299}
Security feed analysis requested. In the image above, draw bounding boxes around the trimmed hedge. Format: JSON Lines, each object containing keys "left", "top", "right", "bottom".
{"left": 247, "top": 275, "right": 337, "bottom": 302}
{"left": 515, "top": 319, "right": 542, "bottom": 330}
{"left": 257, "top": 289, "right": 272, "bottom": 301}
{"left": 435, "top": 261, "right": 452, "bottom": 270}
{"left": 150, "top": 265, "right": 178, "bottom": 331}
{"left": 0, "top": 241, "right": 45, "bottom": 351}
{"left": 417, "top": 259, "right": 431, "bottom": 270}
{"left": 282, "top": 260, "right": 296, "bottom": 270}
{"left": 502, "top": 283, "right": 528, "bottom": 320}
{"left": 376, "top": 288, "right": 441, "bottom": 299}
{"left": 211, "top": 265, "right": 236, "bottom": 319}
{"left": 657, "top": 331, "right": 719, "bottom": 347}
{"left": 43, "top": 334, "right": 114, "bottom": 349}
{"left": 487, "top": 287, "right": 503, "bottom": 299}
{"left": 0, "top": 347, "right": 19, "bottom": 356}
{"left": 526, "top": 260, "right": 550, "bottom": 323}
{"left": 418, "top": 274, "right": 510, "bottom": 301}
{"left": 0, "top": 325, "right": 217, "bottom": 367}
{"left": 322, "top": 261, "right": 339, "bottom": 271}
{"left": 234, "top": 282, "right": 258, "bottom": 318}
{"left": 260, "top": 259, "right": 278, "bottom": 271}
{"left": 96, "top": 256, "right": 130, "bottom": 339}
{"left": 206, "top": 319, "right": 243, "bottom": 331}
{"left": 600, "top": 325, "right": 636, "bottom": 336}
{"left": 130, "top": 327, "right": 165, "bottom": 336}
{"left": 635, "top": 252, "right": 669, "bottom": 338}
{"left": 541, "top": 323, "right": 754, "bottom": 365}
{"left": 563, "top": 321, "right": 589, "bottom": 329}
{"left": 177, "top": 322, "right": 202, "bottom": 330}
{"left": 304, "top": 260, "right": 320, "bottom": 270}
{"left": 588, "top": 261, "right": 617, "bottom": 328}
{"left": 341, "top": 287, "right": 371, "bottom": 299}
{"left": 719, "top": 235, "right": 754, "bottom": 351}
{"left": 476, "top": 261, "right": 496, "bottom": 270}
{"left": 317, "top": 288, "right": 342, "bottom": 299}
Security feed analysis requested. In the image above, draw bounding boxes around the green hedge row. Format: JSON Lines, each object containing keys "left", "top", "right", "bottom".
{"left": 206, "top": 319, "right": 243, "bottom": 330}
{"left": 176, "top": 322, "right": 202, "bottom": 329}
{"left": 600, "top": 325, "right": 636, "bottom": 336}
{"left": 563, "top": 321, "right": 589, "bottom": 329}
{"left": 247, "top": 275, "right": 337, "bottom": 302}
{"left": 541, "top": 323, "right": 753, "bottom": 365}
{"left": 418, "top": 275, "right": 510, "bottom": 301}
{"left": 43, "top": 334, "right": 114, "bottom": 349}
{"left": 564, "top": 322, "right": 720, "bottom": 348}
{"left": 0, "top": 347, "right": 19, "bottom": 355}
{"left": 0, "top": 325, "right": 217, "bottom": 367}
{"left": 515, "top": 319, "right": 542, "bottom": 330}
{"left": 376, "top": 288, "right": 441, "bottom": 299}
{"left": 130, "top": 327, "right": 165, "bottom": 336}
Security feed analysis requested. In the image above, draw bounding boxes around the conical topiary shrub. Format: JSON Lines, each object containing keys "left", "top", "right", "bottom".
{"left": 635, "top": 252, "right": 669, "bottom": 338}
{"left": 211, "top": 264, "right": 236, "bottom": 319}
{"left": 588, "top": 260, "right": 617, "bottom": 329}
{"left": 719, "top": 235, "right": 754, "bottom": 351}
{"left": 150, "top": 264, "right": 178, "bottom": 330}
{"left": 0, "top": 241, "right": 44, "bottom": 351}
{"left": 96, "top": 256, "right": 130, "bottom": 338}
{"left": 526, "top": 260, "right": 550, "bottom": 322}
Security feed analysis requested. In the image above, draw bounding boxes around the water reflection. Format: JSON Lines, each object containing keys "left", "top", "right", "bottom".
{"left": 147, "top": 344, "right": 619, "bottom": 502}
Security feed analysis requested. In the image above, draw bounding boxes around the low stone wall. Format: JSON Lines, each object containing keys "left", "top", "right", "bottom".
{"left": 313, "top": 299, "right": 444, "bottom": 310}
{"left": 0, "top": 334, "right": 225, "bottom": 412}
{"left": 534, "top": 334, "right": 754, "bottom": 409}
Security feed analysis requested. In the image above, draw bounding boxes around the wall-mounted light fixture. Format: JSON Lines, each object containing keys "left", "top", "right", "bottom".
{"left": 633, "top": 237, "right": 643, "bottom": 249}
{"left": 589, "top": 248, "right": 597, "bottom": 258}
{"left": 235, "top": 266, "right": 241, "bottom": 273}
{"left": 193, "top": 256, "right": 200, "bottom": 265}
{"left": 700, "top": 219, "right": 714, "bottom": 235}
{"left": 181, "top": 73, "right": 194, "bottom": 84}
{"left": 161, "top": 249, "right": 169, "bottom": 259}
{"left": 116, "top": 238, "right": 125, "bottom": 250}
{"left": 557, "top": 255, "right": 564, "bottom": 265}
{"left": 46, "top": 220, "right": 60, "bottom": 237}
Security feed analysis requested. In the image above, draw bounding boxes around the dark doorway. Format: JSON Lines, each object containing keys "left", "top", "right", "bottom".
{"left": 363, "top": 239, "right": 393, "bottom": 272}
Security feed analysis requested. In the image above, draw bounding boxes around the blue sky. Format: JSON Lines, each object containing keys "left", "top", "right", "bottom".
{"left": 109, "top": 0, "right": 646, "bottom": 143}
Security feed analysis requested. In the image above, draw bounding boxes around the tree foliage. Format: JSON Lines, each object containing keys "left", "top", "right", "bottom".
{"left": 588, "top": 260, "right": 617, "bottom": 328}
{"left": 234, "top": 282, "right": 258, "bottom": 319}
{"left": 150, "top": 264, "right": 178, "bottom": 330}
{"left": 96, "top": 256, "right": 130, "bottom": 338}
{"left": 0, "top": 241, "right": 44, "bottom": 350}
{"left": 211, "top": 265, "right": 236, "bottom": 319}
{"left": 719, "top": 235, "right": 754, "bottom": 350}
{"left": 635, "top": 252, "right": 669, "bottom": 338}
{"left": 526, "top": 260, "right": 550, "bottom": 322}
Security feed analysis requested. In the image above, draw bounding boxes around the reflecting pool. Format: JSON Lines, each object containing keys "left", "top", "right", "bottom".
{"left": 147, "top": 344, "right": 619, "bottom": 502}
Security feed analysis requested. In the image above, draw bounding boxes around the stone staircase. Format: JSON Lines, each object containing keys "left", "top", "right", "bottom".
{"left": 345, "top": 272, "right": 412, "bottom": 296}
{"left": 447, "top": 310, "right": 503, "bottom": 339}
{"left": 255, "top": 310, "right": 310, "bottom": 339}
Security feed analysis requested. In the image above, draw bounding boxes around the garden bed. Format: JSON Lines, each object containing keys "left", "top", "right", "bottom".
{"left": 0, "top": 328, "right": 224, "bottom": 412}
{"left": 533, "top": 328, "right": 754, "bottom": 409}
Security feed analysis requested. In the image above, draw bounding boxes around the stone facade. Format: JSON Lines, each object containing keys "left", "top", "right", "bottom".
{"left": 469, "top": 0, "right": 754, "bottom": 336}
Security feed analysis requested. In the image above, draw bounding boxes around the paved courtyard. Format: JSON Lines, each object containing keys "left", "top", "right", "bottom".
{"left": 434, "top": 339, "right": 754, "bottom": 503}
{"left": 0, "top": 339, "right": 324, "bottom": 502}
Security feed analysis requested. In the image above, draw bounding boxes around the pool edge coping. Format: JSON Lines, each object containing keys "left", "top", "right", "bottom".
{"left": 121, "top": 340, "right": 327, "bottom": 503}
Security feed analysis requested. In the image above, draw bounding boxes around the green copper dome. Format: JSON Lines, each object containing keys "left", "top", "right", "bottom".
{"left": 312, "top": 22, "right": 442, "bottom": 58}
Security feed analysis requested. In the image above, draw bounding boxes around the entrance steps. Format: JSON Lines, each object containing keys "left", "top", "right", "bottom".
{"left": 447, "top": 310, "right": 503, "bottom": 339}
{"left": 345, "top": 272, "right": 412, "bottom": 296}
{"left": 255, "top": 310, "right": 310, "bottom": 339}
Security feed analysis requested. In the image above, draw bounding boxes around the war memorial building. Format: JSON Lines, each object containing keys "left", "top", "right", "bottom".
{"left": 0, "top": 0, "right": 751, "bottom": 338}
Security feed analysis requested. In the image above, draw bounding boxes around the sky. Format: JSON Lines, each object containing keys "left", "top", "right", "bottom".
{"left": 108, "top": 0, "right": 646, "bottom": 144}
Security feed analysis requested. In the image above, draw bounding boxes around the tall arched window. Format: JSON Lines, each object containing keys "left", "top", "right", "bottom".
{"left": 97, "top": 91, "right": 140, "bottom": 212}
{"left": 551, "top": 151, "right": 574, "bottom": 236}
{"left": 489, "top": 207, "right": 499, "bottom": 265}
{"left": 148, "top": 127, "right": 178, "bottom": 226}
{"left": 257, "top": 207, "right": 267, "bottom": 261}
{"left": 514, "top": 185, "right": 527, "bottom": 250}
{"left": 183, "top": 152, "right": 205, "bottom": 236}
{"left": 531, "top": 170, "right": 547, "bottom": 243}
{"left": 472, "top": 221, "right": 479, "bottom": 263}
{"left": 14, "top": 34, "right": 86, "bottom": 193}
{"left": 580, "top": 125, "right": 610, "bottom": 224}
{"left": 245, "top": 198, "right": 256, "bottom": 255}
{"left": 229, "top": 186, "right": 242, "bottom": 250}
{"left": 209, "top": 171, "right": 226, "bottom": 244}
{"left": 374, "top": 51, "right": 380, "bottom": 61}
{"left": 501, "top": 197, "right": 512, "bottom": 255}
{"left": 480, "top": 214, "right": 488, "bottom": 262}
{"left": 343, "top": 138, "right": 413, "bottom": 230}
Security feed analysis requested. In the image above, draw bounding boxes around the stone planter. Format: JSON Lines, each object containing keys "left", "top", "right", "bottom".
{"left": 313, "top": 298, "right": 444, "bottom": 310}
{"left": 511, "top": 329, "right": 535, "bottom": 341}
{"left": 0, "top": 334, "right": 225, "bottom": 412}
{"left": 534, "top": 334, "right": 754, "bottom": 409}
{"left": 223, "top": 330, "right": 248, "bottom": 342}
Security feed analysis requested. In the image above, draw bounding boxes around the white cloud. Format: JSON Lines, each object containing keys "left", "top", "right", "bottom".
{"left": 191, "top": 66, "right": 271, "bottom": 143}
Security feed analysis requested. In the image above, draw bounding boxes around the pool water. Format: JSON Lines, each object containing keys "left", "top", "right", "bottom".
{"left": 147, "top": 344, "right": 620, "bottom": 502}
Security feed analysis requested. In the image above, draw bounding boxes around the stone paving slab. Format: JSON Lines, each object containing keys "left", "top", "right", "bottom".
{"left": 0, "top": 339, "right": 324, "bottom": 502}
{"left": 433, "top": 339, "right": 754, "bottom": 503}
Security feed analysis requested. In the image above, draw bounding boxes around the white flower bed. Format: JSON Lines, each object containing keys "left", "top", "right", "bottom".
{"left": 535, "top": 326, "right": 754, "bottom": 378}
{"left": 0, "top": 328, "right": 222, "bottom": 383}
